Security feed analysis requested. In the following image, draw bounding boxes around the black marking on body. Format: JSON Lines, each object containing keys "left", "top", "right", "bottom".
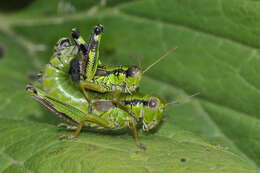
{"left": 71, "top": 28, "right": 80, "bottom": 39}
{"left": 81, "top": 42, "right": 91, "bottom": 78}
{"left": 96, "top": 68, "right": 126, "bottom": 77}
{"left": 60, "top": 38, "right": 71, "bottom": 48}
{"left": 79, "top": 44, "right": 87, "bottom": 54}
{"left": 69, "top": 58, "right": 80, "bottom": 82}
{"left": 90, "top": 41, "right": 98, "bottom": 73}
{"left": 48, "top": 62, "right": 61, "bottom": 71}
{"left": 55, "top": 38, "right": 71, "bottom": 53}
{"left": 121, "top": 99, "right": 148, "bottom": 106}
{"left": 94, "top": 24, "right": 104, "bottom": 35}
{"left": 28, "top": 72, "right": 42, "bottom": 80}
{"left": 56, "top": 52, "right": 62, "bottom": 57}
{"left": 95, "top": 66, "right": 139, "bottom": 78}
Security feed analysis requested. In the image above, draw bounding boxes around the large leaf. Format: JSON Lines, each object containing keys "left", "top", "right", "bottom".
{"left": 0, "top": 0, "right": 259, "bottom": 172}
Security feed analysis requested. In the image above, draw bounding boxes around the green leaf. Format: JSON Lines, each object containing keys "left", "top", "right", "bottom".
{"left": 0, "top": 0, "right": 259, "bottom": 172}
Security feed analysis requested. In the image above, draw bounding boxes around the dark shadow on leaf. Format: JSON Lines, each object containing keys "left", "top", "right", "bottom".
{"left": 102, "top": 47, "right": 116, "bottom": 57}
{"left": 0, "top": 0, "right": 35, "bottom": 12}
{"left": 0, "top": 45, "right": 5, "bottom": 59}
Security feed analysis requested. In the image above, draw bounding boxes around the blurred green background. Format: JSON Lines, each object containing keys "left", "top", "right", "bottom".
{"left": 0, "top": 0, "right": 259, "bottom": 172}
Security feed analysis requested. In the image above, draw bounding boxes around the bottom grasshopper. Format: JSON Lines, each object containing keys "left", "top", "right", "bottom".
{"left": 26, "top": 84, "right": 165, "bottom": 150}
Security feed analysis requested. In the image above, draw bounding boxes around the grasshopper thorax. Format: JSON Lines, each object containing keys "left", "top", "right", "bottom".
{"left": 95, "top": 65, "right": 142, "bottom": 93}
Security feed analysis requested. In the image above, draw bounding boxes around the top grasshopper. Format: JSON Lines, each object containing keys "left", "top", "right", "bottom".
{"left": 71, "top": 25, "right": 141, "bottom": 96}
{"left": 71, "top": 25, "right": 174, "bottom": 100}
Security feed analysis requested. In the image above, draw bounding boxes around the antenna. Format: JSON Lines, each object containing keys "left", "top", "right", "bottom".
{"left": 143, "top": 47, "right": 178, "bottom": 74}
{"left": 165, "top": 92, "right": 200, "bottom": 107}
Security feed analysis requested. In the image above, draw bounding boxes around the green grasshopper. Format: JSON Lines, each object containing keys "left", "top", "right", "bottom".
{"left": 71, "top": 26, "right": 175, "bottom": 95}
{"left": 71, "top": 26, "right": 141, "bottom": 95}
{"left": 28, "top": 37, "right": 168, "bottom": 149}
{"left": 26, "top": 84, "right": 165, "bottom": 150}
{"left": 71, "top": 26, "right": 175, "bottom": 116}
{"left": 29, "top": 39, "right": 168, "bottom": 149}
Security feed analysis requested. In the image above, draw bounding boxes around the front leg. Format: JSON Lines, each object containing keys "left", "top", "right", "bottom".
{"left": 128, "top": 119, "right": 146, "bottom": 151}
{"left": 80, "top": 80, "right": 107, "bottom": 94}
{"left": 112, "top": 91, "right": 135, "bottom": 118}
{"left": 79, "top": 81, "right": 107, "bottom": 112}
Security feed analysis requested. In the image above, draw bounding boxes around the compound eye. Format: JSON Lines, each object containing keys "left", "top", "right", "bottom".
{"left": 94, "top": 24, "right": 104, "bottom": 35}
{"left": 126, "top": 66, "right": 140, "bottom": 77}
{"left": 148, "top": 99, "right": 158, "bottom": 109}
{"left": 59, "top": 38, "right": 71, "bottom": 48}
{"left": 26, "top": 85, "right": 38, "bottom": 95}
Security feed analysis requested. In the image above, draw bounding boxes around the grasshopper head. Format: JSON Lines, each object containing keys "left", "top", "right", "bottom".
{"left": 142, "top": 96, "right": 165, "bottom": 131}
{"left": 26, "top": 85, "right": 48, "bottom": 99}
{"left": 54, "top": 38, "right": 78, "bottom": 61}
{"left": 125, "top": 66, "right": 142, "bottom": 91}
{"left": 55, "top": 38, "right": 71, "bottom": 51}
{"left": 26, "top": 85, "right": 38, "bottom": 96}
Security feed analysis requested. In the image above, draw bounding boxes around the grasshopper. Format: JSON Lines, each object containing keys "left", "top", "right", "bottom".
{"left": 71, "top": 25, "right": 142, "bottom": 95}
{"left": 28, "top": 37, "right": 170, "bottom": 149}
{"left": 71, "top": 25, "right": 175, "bottom": 95}
{"left": 26, "top": 84, "right": 165, "bottom": 150}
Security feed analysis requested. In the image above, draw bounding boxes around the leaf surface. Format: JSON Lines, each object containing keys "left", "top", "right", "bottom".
{"left": 0, "top": 0, "right": 259, "bottom": 172}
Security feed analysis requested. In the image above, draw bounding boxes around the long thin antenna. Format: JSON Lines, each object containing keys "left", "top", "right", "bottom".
{"left": 143, "top": 47, "right": 178, "bottom": 74}
{"left": 165, "top": 100, "right": 180, "bottom": 106}
{"left": 165, "top": 92, "right": 200, "bottom": 107}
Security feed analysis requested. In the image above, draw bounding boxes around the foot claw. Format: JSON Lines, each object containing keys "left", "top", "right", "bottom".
{"left": 137, "top": 143, "right": 146, "bottom": 151}
{"left": 57, "top": 123, "right": 67, "bottom": 128}
{"left": 59, "top": 135, "right": 76, "bottom": 140}
{"left": 57, "top": 123, "right": 77, "bottom": 130}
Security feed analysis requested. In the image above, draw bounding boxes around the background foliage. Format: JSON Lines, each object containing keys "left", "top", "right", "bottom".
{"left": 0, "top": 0, "right": 259, "bottom": 172}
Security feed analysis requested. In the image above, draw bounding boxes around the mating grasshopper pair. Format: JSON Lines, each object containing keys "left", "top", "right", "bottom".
{"left": 27, "top": 24, "right": 173, "bottom": 150}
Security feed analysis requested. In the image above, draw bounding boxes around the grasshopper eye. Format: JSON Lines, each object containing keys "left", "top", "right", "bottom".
{"left": 26, "top": 85, "right": 38, "bottom": 95}
{"left": 94, "top": 24, "right": 104, "bottom": 35}
{"left": 59, "top": 38, "right": 71, "bottom": 48}
{"left": 148, "top": 99, "right": 158, "bottom": 109}
{"left": 126, "top": 66, "right": 140, "bottom": 77}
